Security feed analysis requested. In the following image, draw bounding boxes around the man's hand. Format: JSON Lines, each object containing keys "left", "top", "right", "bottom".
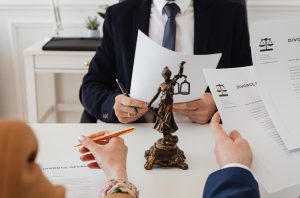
{"left": 173, "top": 92, "right": 217, "bottom": 124}
{"left": 114, "top": 94, "right": 148, "bottom": 123}
{"left": 210, "top": 112, "right": 253, "bottom": 168}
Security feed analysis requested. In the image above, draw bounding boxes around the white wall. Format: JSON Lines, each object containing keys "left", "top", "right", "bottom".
{"left": 0, "top": 0, "right": 116, "bottom": 122}
{"left": 0, "top": 0, "right": 300, "bottom": 122}
{"left": 248, "top": 0, "right": 300, "bottom": 21}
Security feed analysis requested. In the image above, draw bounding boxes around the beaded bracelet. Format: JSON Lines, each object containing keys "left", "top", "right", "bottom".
{"left": 101, "top": 179, "right": 139, "bottom": 198}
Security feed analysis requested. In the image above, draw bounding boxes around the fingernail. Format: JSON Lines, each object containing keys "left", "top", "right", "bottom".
{"left": 77, "top": 135, "right": 86, "bottom": 143}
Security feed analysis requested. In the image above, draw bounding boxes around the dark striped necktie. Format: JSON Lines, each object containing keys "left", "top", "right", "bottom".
{"left": 162, "top": 3, "right": 181, "bottom": 51}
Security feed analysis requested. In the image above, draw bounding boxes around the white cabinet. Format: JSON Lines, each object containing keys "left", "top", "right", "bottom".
{"left": 23, "top": 40, "right": 95, "bottom": 123}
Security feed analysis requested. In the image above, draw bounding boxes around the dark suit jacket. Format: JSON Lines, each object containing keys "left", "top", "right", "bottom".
{"left": 203, "top": 167, "right": 260, "bottom": 198}
{"left": 80, "top": 0, "right": 252, "bottom": 122}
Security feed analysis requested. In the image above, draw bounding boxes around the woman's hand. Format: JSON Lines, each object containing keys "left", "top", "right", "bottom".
{"left": 78, "top": 132, "right": 128, "bottom": 180}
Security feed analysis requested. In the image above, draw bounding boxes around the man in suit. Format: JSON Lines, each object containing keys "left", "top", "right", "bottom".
{"left": 203, "top": 112, "right": 260, "bottom": 197}
{"left": 80, "top": 0, "right": 252, "bottom": 123}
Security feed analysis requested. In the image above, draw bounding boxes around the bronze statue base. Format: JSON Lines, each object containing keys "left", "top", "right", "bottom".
{"left": 144, "top": 136, "right": 188, "bottom": 170}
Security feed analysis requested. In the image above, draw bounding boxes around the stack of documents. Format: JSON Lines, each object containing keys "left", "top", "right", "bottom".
{"left": 251, "top": 20, "right": 300, "bottom": 151}
{"left": 203, "top": 19, "right": 300, "bottom": 193}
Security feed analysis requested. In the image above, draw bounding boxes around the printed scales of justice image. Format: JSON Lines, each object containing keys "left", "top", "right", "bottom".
{"left": 145, "top": 61, "right": 191, "bottom": 170}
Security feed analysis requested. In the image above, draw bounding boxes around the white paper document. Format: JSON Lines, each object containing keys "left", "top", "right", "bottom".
{"left": 130, "top": 30, "right": 221, "bottom": 105}
{"left": 41, "top": 162, "right": 105, "bottom": 198}
{"left": 250, "top": 19, "right": 300, "bottom": 150}
{"left": 203, "top": 66, "right": 300, "bottom": 193}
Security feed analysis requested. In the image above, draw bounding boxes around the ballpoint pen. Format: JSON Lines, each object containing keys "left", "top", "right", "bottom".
{"left": 116, "top": 79, "right": 139, "bottom": 114}
{"left": 74, "top": 126, "right": 135, "bottom": 147}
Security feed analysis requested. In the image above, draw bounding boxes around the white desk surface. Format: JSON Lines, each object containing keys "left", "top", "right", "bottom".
{"left": 31, "top": 123, "right": 300, "bottom": 198}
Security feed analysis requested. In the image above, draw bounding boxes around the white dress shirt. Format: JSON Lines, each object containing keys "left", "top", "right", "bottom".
{"left": 146, "top": 0, "right": 195, "bottom": 123}
{"left": 148, "top": 0, "right": 194, "bottom": 54}
{"left": 222, "top": 163, "right": 255, "bottom": 178}
{"left": 222, "top": 163, "right": 253, "bottom": 173}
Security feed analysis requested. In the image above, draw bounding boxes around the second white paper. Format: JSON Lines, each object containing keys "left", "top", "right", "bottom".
{"left": 130, "top": 30, "right": 221, "bottom": 106}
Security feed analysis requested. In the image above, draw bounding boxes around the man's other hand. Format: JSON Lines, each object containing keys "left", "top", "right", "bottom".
{"left": 173, "top": 92, "right": 217, "bottom": 124}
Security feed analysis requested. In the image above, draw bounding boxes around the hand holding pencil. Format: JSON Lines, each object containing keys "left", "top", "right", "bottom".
{"left": 75, "top": 126, "right": 135, "bottom": 147}
{"left": 77, "top": 127, "right": 134, "bottom": 180}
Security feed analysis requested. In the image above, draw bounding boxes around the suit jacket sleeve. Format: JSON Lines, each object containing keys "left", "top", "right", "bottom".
{"left": 80, "top": 7, "right": 120, "bottom": 123}
{"left": 203, "top": 167, "right": 260, "bottom": 198}
{"left": 230, "top": 3, "right": 252, "bottom": 68}
{"left": 206, "top": 2, "right": 252, "bottom": 93}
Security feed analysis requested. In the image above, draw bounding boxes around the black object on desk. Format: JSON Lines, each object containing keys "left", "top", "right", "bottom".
{"left": 42, "top": 37, "right": 101, "bottom": 51}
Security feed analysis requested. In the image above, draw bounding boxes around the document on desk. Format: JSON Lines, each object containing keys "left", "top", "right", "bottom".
{"left": 203, "top": 66, "right": 300, "bottom": 193}
{"left": 41, "top": 162, "right": 105, "bottom": 198}
{"left": 250, "top": 19, "right": 300, "bottom": 150}
{"left": 130, "top": 30, "right": 221, "bottom": 106}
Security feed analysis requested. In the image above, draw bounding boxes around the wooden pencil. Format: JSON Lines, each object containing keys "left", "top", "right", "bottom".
{"left": 74, "top": 126, "right": 135, "bottom": 147}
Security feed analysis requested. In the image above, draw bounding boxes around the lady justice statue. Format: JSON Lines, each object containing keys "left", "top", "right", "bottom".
{"left": 145, "top": 61, "right": 190, "bottom": 170}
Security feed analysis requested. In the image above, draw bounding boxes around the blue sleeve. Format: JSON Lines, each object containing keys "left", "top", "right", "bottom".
{"left": 79, "top": 7, "right": 120, "bottom": 123}
{"left": 203, "top": 167, "right": 260, "bottom": 198}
